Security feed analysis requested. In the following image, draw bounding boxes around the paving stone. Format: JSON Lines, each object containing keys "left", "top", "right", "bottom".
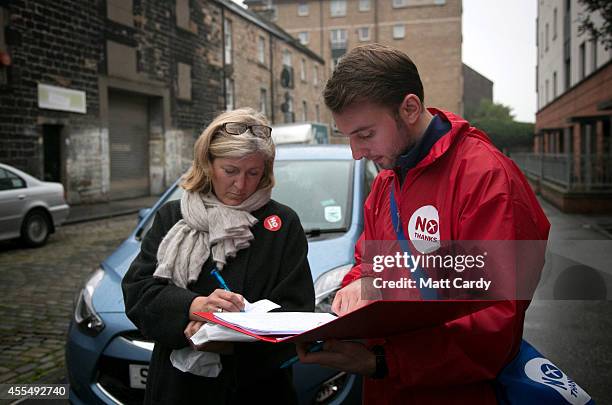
{"left": 0, "top": 216, "right": 133, "bottom": 384}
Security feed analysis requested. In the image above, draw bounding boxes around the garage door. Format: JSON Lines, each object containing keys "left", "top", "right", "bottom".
{"left": 109, "top": 90, "right": 150, "bottom": 200}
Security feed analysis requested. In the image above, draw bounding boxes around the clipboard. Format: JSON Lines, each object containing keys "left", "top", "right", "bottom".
{"left": 194, "top": 300, "right": 498, "bottom": 343}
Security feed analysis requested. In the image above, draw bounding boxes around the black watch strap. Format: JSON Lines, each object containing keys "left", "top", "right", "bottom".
{"left": 371, "top": 345, "right": 388, "bottom": 379}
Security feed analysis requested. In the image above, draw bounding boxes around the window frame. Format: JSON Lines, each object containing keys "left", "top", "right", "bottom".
{"left": 358, "top": 26, "right": 370, "bottom": 42}
{"left": 297, "top": 1, "right": 309, "bottom": 16}
{"left": 330, "top": 0, "right": 347, "bottom": 17}
{"left": 224, "top": 18, "right": 233, "bottom": 65}
{"left": 393, "top": 24, "right": 405, "bottom": 39}
{"left": 257, "top": 35, "right": 266, "bottom": 65}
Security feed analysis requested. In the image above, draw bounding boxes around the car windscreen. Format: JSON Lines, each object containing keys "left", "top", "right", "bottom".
{"left": 272, "top": 160, "right": 353, "bottom": 234}
{"left": 140, "top": 159, "right": 353, "bottom": 239}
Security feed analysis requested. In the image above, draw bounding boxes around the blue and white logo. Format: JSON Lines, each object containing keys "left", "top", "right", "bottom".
{"left": 525, "top": 358, "right": 591, "bottom": 405}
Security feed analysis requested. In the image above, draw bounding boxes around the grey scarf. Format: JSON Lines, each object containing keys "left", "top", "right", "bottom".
{"left": 153, "top": 187, "right": 271, "bottom": 288}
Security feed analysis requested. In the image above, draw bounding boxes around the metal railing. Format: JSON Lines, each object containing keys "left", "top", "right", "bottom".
{"left": 511, "top": 153, "right": 612, "bottom": 191}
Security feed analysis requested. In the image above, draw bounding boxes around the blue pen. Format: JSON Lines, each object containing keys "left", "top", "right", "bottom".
{"left": 210, "top": 268, "right": 245, "bottom": 311}
{"left": 280, "top": 342, "right": 325, "bottom": 369}
{"left": 210, "top": 268, "right": 231, "bottom": 291}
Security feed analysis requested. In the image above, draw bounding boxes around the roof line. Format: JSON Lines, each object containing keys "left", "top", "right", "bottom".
{"left": 212, "top": 0, "right": 325, "bottom": 64}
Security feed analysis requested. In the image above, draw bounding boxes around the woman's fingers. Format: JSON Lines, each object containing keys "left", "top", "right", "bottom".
{"left": 208, "top": 289, "right": 245, "bottom": 312}
{"left": 184, "top": 320, "right": 205, "bottom": 339}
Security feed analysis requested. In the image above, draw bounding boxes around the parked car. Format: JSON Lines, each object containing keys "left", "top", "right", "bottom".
{"left": 65, "top": 145, "right": 379, "bottom": 405}
{"left": 0, "top": 163, "right": 70, "bottom": 247}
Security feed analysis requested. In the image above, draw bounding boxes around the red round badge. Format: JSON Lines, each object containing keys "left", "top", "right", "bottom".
{"left": 264, "top": 215, "right": 282, "bottom": 232}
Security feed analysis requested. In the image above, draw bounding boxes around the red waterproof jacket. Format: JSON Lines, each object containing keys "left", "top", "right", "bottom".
{"left": 342, "top": 109, "right": 550, "bottom": 404}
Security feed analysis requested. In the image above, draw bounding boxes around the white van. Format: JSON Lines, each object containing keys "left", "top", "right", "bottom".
{"left": 271, "top": 122, "right": 330, "bottom": 145}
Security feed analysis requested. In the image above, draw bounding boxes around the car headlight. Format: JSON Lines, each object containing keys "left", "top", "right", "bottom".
{"left": 314, "top": 264, "right": 353, "bottom": 313}
{"left": 74, "top": 268, "right": 105, "bottom": 336}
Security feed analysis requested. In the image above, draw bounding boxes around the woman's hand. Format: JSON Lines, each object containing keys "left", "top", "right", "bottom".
{"left": 184, "top": 320, "right": 234, "bottom": 354}
{"left": 189, "top": 289, "right": 245, "bottom": 320}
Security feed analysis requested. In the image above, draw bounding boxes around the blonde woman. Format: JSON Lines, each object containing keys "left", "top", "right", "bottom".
{"left": 122, "top": 108, "right": 314, "bottom": 404}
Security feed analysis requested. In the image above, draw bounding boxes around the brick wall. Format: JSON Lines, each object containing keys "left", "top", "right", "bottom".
{"left": 270, "top": 0, "right": 463, "bottom": 115}
{"left": 0, "top": 0, "right": 224, "bottom": 203}
{"left": 220, "top": 1, "right": 330, "bottom": 128}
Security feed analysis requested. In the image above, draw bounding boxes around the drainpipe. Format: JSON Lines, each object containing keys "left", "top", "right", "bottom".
{"left": 221, "top": 6, "right": 226, "bottom": 110}
{"left": 269, "top": 35, "right": 275, "bottom": 123}
{"left": 374, "top": 0, "right": 379, "bottom": 42}
{"left": 319, "top": 0, "right": 324, "bottom": 57}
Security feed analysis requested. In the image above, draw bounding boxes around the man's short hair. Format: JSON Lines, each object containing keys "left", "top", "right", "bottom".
{"left": 323, "top": 43, "right": 424, "bottom": 113}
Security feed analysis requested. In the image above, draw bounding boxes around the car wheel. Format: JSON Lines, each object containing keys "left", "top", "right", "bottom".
{"left": 20, "top": 210, "right": 51, "bottom": 247}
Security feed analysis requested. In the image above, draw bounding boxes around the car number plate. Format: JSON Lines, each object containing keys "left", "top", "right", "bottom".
{"left": 129, "top": 364, "right": 148, "bottom": 389}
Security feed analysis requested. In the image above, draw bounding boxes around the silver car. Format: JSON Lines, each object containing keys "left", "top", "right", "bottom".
{"left": 0, "top": 163, "right": 70, "bottom": 247}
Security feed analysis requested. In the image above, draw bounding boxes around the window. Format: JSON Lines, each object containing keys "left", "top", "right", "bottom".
{"left": 553, "top": 71, "right": 557, "bottom": 98}
{"left": 297, "top": 1, "right": 309, "bottom": 16}
{"left": 331, "top": 57, "right": 342, "bottom": 72}
{"left": 393, "top": 24, "right": 405, "bottom": 39}
{"left": 358, "top": 27, "right": 370, "bottom": 41}
{"left": 108, "top": 0, "right": 134, "bottom": 27}
{"left": 177, "top": 63, "right": 192, "bottom": 101}
{"left": 564, "top": 56, "right": 571, "bottom": 90}
{"left": 359, "top": 0, "right": 371, "bottom": 11}
{"left": 302, "top": 100, "right": 308, "bottom": 121}
{"left": 591, "top": 38, "right": 598, "bottom": 72}
{"left": 0, "top": 168, "right": 26, "bottom": 191}
{"left": 313, "top": 65, "right": 319, "bottom": 86}
{"left": 553, "top": 8, "right": 557, "bottom": 40}
{"left": 258, "top": 36, "right": 266, "bottom": 64}
{"left": 260, "top": 88, "right": 268, "bottom": 115}
{"left": 330, "top": 0, "right": 347, "bottom": 17}
{"left": 300, "top": 58, "right": 307, "bottom": 81}
{"left": 298, "top": 31, "right": 309, "bottom": 45}
{"left": 224, "top": 18, "right": 232, "bottom": 65}
{"left": 579, "top": 42, "right": 585, "bottom": 80}
{"left": 545, "top": 23, "right": 549, "bottom": 51}
{"left": 225, "top": 77, "right": 234, "bottom": 111}
{"left": 545, "top": 79, "right": 549, "bottom": 103}
{"left": 540, "top": 32, "right": 544, "bottom": 58}
{"left": 330, "top": 29, "right": 348, "bottom": 48}
{"left": 393, "top": 0, "right": 409, "bottom": 8}
{"left": 283, "top": 49, "right": 292, "bottom": 66}
{"left": 315, "top": 104, "right": 320, "bottom": 122}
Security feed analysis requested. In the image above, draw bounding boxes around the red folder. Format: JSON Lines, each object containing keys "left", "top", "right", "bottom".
{"left": 194, "top": 300, "right": 497, "bottom": 343}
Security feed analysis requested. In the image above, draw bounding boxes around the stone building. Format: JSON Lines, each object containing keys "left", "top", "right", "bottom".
{"left": 512, "top": 0, "right": 612, "bottom": 212}
{"left": 0, "top": 0, "right": 328, "bottom": 204}
{"left": 219, "top": 0, "right": 328, "bottom": 126}
{"left": 245, "top": 0, "right": 464, "bottom": 115}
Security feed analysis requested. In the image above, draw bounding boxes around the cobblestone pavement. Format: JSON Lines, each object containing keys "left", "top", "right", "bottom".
{"left": 0, "top": 215, "right": 136, "bottom": 388}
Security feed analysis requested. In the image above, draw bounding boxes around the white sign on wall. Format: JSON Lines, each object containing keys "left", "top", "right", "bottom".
{"left": 37, "top": 83, "right": 87, "bottom": 114}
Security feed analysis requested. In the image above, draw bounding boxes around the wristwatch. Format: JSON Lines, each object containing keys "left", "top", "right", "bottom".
{"left": 371, "top": 345, "right": 388, "bottom": 379}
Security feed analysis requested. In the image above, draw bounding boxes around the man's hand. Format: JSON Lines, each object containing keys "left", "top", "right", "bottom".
{"left": 189, "top": 289, "right": 245, "bottom": 320}
{"left": 332, "top": 277, "right": 381, "bottom": 316}
{"left": 296, "top": 340, "right": 376, "bottom": 376}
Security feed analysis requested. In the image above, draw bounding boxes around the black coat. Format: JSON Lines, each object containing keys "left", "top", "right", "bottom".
{"left": 122, "top": 199, "right": 315, "bottom": 404}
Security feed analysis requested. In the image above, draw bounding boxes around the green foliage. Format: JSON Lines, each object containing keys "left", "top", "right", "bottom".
{"left": 467, "top": 100, "right": 534, "bottom": 152}
{"left": 466, "top": 99, "right": 514, "bottom": 122}
{"left": 578, "top": 0, "right": 612, "bottom": 50}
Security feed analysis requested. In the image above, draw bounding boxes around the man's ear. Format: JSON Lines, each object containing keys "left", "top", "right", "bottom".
{"left": 397, "top": 94, "right": 422, "bottom": 126}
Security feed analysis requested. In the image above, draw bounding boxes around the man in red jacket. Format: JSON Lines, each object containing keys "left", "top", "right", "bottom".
{"left": 297, "top": 44, "right": 550, "bottom": 404}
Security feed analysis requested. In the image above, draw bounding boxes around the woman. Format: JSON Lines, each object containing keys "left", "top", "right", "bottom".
{"left": 122, "top": 108, "right": 315, "bottom": 404}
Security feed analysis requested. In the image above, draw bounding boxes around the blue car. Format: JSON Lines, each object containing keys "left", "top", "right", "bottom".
{"left": 65, "top": 145, "right": 378, "bottom": 404}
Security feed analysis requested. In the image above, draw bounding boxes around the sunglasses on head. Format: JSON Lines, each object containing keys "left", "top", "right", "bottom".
{"left": 222, "top": 122, "right": 272, "bottom": 139}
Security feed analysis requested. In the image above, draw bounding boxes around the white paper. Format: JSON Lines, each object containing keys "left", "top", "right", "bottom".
{"left": 213, "top": 312, "right": 337, "bottom": 335}
{"left": 190, "top": 299, "right": 280, "bottom": 345}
